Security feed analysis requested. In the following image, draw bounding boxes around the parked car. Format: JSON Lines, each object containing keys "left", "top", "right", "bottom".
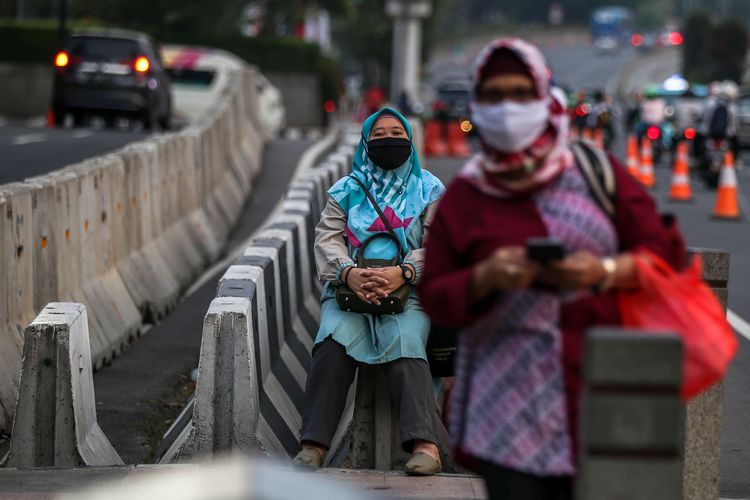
{"left": 738, "top": 90, "right": 750, "bottom": 149}
{"left": 434, "top": 77, "right": 472, "bottom": 120}
{"left": 51, "top": 28, "right": 172, "bottom": 130}
{"left": 162, "top": 44, "right": 285, "bottom": 136}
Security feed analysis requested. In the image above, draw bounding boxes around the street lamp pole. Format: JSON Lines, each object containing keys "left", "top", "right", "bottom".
{"left": 58, "top": 0, "right": 68, "bottom": 42}
{"left": 386, "top": 0, "right": 432, "bottom": 103}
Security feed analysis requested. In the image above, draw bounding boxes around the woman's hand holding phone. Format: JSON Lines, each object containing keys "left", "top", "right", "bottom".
{"left": 536, "top": 250, "right": 606, "bottom": 290}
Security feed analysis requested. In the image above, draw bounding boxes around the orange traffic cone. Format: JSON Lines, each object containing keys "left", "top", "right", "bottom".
{"left": 639, "top": 137, "right": 656, "bottom": 189}
{"left": 626, "top": 134, "right": 640, "bottom": 180}
{"left": 669, "top": 141, "right": 692, "bottom": 202}
{"left": 593, "top": 128, "right": 605, "bottom": 149}
{"left": 582, "top": 128, "right": 592, "bottom": 141}
{"left": 713, "top": 151, "right": 741, "bottom": 220}
{"left": 424, "top": 120, "right": 448, "bottom": 157}
{"left": 447, "top": 121, "right": 471, "bottom": 157}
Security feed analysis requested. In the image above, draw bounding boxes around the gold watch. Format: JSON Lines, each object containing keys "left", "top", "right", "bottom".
{"left": 598, "top": 257, "right": 617, "bottom": 292}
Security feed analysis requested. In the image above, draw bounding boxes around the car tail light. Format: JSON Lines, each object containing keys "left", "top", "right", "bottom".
{"left": 134, "top": 56, "right": 150, "bottom": 73}
{"left": 647, "top": 126, "right": 660, "bottom": 141}
{"left": 669, "top": 32, "right": 683, "bottom": 46}
{"left": 54, "top": 51, "right": 69, "bottom": 68}
{"left": 684, "top": 127, "right": 696, "bottom": 140}
{"left": 631, "top": 33, "right": 643, "bottom": 47}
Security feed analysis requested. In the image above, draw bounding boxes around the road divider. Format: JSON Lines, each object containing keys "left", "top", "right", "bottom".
{"left": 0, "top": 67, "right": 268, "bottom": 432}
{"left": 1, "top": 303, "right": 122, "bottom": 467}
{"left": 159, "top": 142, "right": 353, "bottom": 464}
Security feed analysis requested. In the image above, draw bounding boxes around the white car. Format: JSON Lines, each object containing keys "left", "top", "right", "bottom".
{"left": 255, "top": 73, "right": 287, "bottom": 137}
{"left": 161, "top": 44, "right": 286, "bottom": 136}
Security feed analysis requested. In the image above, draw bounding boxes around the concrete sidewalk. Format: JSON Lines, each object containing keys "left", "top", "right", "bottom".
{"left": 0, "top": 466, "right": 486, "bottom": 500}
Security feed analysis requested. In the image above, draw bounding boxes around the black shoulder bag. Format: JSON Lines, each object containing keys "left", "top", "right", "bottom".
{"left": 335, "top": 177, "right": 411, "bottom": 315}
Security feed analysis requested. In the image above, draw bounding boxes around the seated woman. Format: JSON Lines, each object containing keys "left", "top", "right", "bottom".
{"left": 293, "top": 107, "right": 446, "bottom": 475}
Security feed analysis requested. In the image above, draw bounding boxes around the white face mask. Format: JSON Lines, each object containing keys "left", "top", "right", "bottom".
{"left": 471, "top": 99, "right": 550, "bottom": 153}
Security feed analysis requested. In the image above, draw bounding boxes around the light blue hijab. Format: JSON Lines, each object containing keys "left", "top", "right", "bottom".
{"left": 329, "top": 107, "right": 444, "bottom": 260}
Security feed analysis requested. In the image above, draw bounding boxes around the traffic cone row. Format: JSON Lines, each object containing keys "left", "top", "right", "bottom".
{"left": 593, "top": 128, "right": 605, "bottom": 150}
{"left": 424, "top": 120, "right": 471, "bottom": 158}
{"left": 669, "top": 141, "right": 692, "bottom": 202}
{"left": 626, "top": 134, "right": 640, "bottom": 179}
{"left": 639, "top": 137, "right": 656, "bottom": 189}
{"left": 425, "top": 120, "right": 448, "bottom": 157}
{"left": 713, "top": 151, "right": 741, "bottom": 220}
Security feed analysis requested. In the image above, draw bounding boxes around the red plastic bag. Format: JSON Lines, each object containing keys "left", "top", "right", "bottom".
{"left": 617, "top": 251, "right": 738, "bottom": 400}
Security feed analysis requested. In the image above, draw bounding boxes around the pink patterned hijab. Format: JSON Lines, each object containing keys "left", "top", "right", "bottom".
{"left": 459, "top": 38, "right": 574, "bottom": 198}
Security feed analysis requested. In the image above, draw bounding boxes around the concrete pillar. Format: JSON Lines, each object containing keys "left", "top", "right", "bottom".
{"left": 387, "top": 0, "right": 431, "bottom": 103}
{"left": 577, "top": 328, "right": 684, "bottom": 499}
{"left": 683, "top": 248, "right": 729, "bottom": 500}
{"left": 2, "top": 303, "right": 122, "bottom": 467}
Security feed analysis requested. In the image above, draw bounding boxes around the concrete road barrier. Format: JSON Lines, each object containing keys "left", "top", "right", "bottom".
{"left": 577, "top": 328, "right": 684, "bottom": 500}
{"left": 2, "top": 303, "right": 122, "bottom": 467}
{"left": 0, "top": 64, "right": 267, "bottom": 431}
{"left": 159, "top": 144, "right": 358, "bottom": 465}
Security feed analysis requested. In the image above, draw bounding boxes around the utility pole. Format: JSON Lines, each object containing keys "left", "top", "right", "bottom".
{"left": 58, "top": 0, "right": 68, "bottom": 42}
{"left": 386, "top": 0, "right": 432, "bottom": 103}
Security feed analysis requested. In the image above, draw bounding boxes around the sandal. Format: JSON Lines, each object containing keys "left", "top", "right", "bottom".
{"left": 293, "top": 446, "right": 325, "bottom": 471}
{"left": 404, "top": 451, "right": 442, "bottom": 476}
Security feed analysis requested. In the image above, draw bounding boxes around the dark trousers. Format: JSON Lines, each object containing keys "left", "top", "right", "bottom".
{"left": 477, "top": 459, "right": 573, "bottom": 500}
{"left": 300, "top": 337, "right": 444, "bottom": 452}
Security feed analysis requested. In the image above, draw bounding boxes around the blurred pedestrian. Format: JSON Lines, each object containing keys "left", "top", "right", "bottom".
{"left": 397, "top": 90, "right": 415, "bottom": 116}
{"left": 418, "top": 37, "right": 685, "bottom": 500}
{"left": 294, "top": 107, "right": 448, "bottom": 475}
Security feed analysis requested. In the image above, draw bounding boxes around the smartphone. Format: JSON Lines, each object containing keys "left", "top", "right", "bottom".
{"left": 526, "top": 238, "right": 565, "bottom": 264}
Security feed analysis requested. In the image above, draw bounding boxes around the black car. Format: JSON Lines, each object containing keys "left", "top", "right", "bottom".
{"left": 435, "top": 79, "right": 472, "bottom": 118}
{"left": 51, "top": 28, "right": 172, "bottom": 129}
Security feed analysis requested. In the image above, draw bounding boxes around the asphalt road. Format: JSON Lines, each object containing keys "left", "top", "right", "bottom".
{"left": 429, "top": 39, "right": 678, "bottom": 95}
{"left": 427, "top": 39, "right": 749, "bottom": 498}
{"left": 0, "top": 120, "right": 150, "bottom": 185}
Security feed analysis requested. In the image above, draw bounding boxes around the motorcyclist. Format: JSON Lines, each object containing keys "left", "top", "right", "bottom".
{"left": 699, "top": 81, "right": 739, "bottom": 165}
{"left": 571, "top": 89, "right": 590, "bottom": 134}
{"left": 625, "top": 92, "right": 643, "bottom": 134}
{"left": 588, "top": 90, "right": 615, "bottom": 148}
{"left": 638, "top": 87, "right": 668, "bottom": 161}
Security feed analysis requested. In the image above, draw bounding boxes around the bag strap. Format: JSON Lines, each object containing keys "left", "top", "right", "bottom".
{"left": 570, "top": 140, "right": 617, "bottom": 219}
{"left": 349, "top": 176, "right": 406, "bottom": 258}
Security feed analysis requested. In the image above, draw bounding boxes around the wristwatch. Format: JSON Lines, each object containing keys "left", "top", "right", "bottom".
{"left": 598, "top": 257, "right": 618, "bottom": 292}
{"left": 400, "top": 264, "right": 415, "bottom": 284}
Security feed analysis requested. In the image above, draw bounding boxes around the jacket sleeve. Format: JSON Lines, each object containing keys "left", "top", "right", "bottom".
{"left": 403, "top": 200, "right": 440, "bottom": 285}
{"left": 314, "top": 197, "right": 354, "bottom": 283}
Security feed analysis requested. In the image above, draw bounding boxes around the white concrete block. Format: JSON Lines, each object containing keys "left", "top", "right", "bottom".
{"left": 3, "top": 303, "right": 123, "bottom": 467}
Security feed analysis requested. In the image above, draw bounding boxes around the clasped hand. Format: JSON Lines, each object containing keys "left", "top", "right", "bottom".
{"left": 346, "top": 266, "right": 405, "bottom": 305}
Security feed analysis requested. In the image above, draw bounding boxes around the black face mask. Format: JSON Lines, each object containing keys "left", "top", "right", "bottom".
{"left": 366, "top": 137, "right": 412, "bottom": 170}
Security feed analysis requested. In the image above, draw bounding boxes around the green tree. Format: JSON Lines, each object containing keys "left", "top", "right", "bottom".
{"left": 681, "top": 10, "right": 712, "bottom": 81}
{"left": 708, "top": 20, "right": 749, "bottom": 82}
{"left": 682, "top": 12, "right": 749, "bottom": 83}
